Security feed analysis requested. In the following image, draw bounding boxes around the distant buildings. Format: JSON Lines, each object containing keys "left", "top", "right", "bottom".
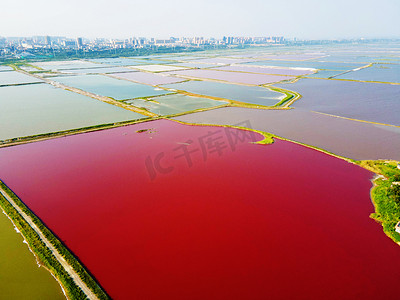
{"left": 61, "top": 40, "right": 76, "bottom": 48}
{"left": 76, "top": 37, "right": 83, "bottom": 49}
{"left": 222, "top": 36, "right": 284, "bottom": 45}
{"left": 1, "top": 35, "right": 392, "bottom": 60}
{"left": 1, "top": 35, "right": 284, "bottom": 49}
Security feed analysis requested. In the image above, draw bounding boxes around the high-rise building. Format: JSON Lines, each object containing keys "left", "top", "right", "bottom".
{"left": 76, "top": 37, "right": 83, "bottom": 48}
{"left": 61, "top": 40, "right": 76, "bottom": 47}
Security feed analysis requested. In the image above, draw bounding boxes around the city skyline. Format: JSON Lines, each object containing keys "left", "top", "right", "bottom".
{"left": 0, "top": 34, "right": 289, "bottom": 60}
{"left": 2, "top": 34, "right": 397, "bottom": 61}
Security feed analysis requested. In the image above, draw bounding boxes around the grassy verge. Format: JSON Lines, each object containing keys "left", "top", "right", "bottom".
{"left": 161, "top": 103, "right": 230, "bottom": 118}
{"left": 269, "top": 87, "right": 293, "bottom": 107}
{"left": 6, "top": 62, "right": 42, "bottom": 71}
{"left": 170, "top": 119, "right": 275, "bottom": 145}
{"left": 0, "top": 82, "right": 43, "bottom": 88}
{"left": 267, "top": 86, "right": 301, "bottom": 107}
{"left": 249, "top": 129, "right": 274, "bottom": 144}
{"left": 229, "top": 101, "right": 289, "bottom": 110}
{"left": 161, "top": 86, "right": 290, "bottom": 110}
{"left": 355, "top": 160, "right": 400, "bottom": 243}
{"left": 0, "top": 181, "right": 110, "bottom": 299}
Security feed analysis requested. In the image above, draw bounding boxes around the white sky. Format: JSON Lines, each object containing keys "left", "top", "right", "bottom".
{"left": 1, "top": 0, "right": 399, "bottom": 39}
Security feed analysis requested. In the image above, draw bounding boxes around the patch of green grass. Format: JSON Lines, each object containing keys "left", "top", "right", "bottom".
{"left": 267, "top": 86, "right": 300, "bottom": 107}
{"left": 356, "top": 160, "right": 400, "bottom": 243}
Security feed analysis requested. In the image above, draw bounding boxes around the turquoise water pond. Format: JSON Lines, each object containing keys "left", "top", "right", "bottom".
{"left": 52, "top": 75, "right": 172, "bottom": 100}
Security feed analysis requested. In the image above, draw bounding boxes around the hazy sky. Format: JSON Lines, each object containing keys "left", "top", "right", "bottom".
{"left": 2, "top": 0, "right": 399, "bottom": 39}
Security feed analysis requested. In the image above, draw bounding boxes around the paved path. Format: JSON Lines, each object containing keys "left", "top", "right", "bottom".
{"left": 0, "top": 186, "right": 99, "bottom": 300}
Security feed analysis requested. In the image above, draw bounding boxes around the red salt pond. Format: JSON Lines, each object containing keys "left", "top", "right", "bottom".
{"left": 0, "top": 119, "right": 399, "bottom": 299}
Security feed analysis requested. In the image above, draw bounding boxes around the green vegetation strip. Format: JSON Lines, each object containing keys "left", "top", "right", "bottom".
{"left": 0, "top": 181, "right": 110, "bottom": 299}
{"left": 0, "top": 82, "right": 44, "bottom": 88}
{"left": 160, "top": 88, "right": 291, "bottom": 110}
{"left": 160, "top": 103, "right": 231, "bottom": 118}
{"left": 6, "top": 62, "right": 43, "bottom": 71}
{"left": 170, "top": 119, "right": 275, "bottom": 145}
{"left": 327, "top": 77, "right": 400, "bottom": 86}
{"left": 268, "top": 86, "right": 301, "bottom": 107}
{"left": 229, "top": 101, "right": 289, "bottom": 110}
{"left": 355, "top": 160, "right": 400, "bottom": 244}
